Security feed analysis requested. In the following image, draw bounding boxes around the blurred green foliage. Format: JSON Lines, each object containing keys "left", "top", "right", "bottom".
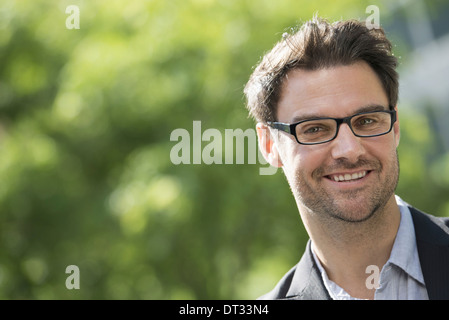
{"left": 0, "top": 0, "right": 448, "bottom": 299}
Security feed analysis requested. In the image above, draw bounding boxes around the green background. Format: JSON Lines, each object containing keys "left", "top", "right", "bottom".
{"left": 1, "top": 0, "right": 448, "bottom": 299}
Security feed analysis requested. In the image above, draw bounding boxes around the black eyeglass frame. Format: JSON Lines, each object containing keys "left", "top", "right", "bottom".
{"left": 266, "top": 108, "right": 397, "bottom": 145}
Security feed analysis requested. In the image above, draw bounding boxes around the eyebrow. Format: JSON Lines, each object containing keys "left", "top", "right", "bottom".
{"left": 289, "top": 104, "right": 388, "bottom": 123}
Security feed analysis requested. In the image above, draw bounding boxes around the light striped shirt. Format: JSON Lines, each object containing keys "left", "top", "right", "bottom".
{"left": 311, "top": 195, "right": 429, "bottom": 300}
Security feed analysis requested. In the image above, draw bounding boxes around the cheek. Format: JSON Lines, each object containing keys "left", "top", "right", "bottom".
{"left": 367, "top": 138, "right": 398, "bottom": 163}
{"left": 280, "top": 143, "right": 327, "bottom": 180}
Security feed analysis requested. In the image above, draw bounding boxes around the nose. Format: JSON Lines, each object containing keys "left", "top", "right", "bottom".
{"left": 330, "top": 123, "right": 366, "bottom": 162}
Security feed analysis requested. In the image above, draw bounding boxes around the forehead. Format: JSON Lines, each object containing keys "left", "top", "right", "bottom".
{"left": 276, "top": 61, "right": 389, "bottom": 123}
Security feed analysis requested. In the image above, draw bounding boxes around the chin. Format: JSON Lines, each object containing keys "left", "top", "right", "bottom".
{"left": 328, "top": 196, "right": 385, "bottom": 223}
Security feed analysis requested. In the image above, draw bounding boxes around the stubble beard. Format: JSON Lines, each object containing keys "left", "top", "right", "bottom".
{"left": 289, "top": 152, "right": 400, "bottom": 226}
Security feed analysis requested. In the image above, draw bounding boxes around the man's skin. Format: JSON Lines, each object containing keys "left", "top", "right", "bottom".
{"left": 257, "top": 61, "right": 401, "bottom": 299}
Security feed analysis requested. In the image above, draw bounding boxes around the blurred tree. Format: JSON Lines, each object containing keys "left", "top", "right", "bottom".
{"left": 0, "top": 0, "right": 447, "bottom": 299}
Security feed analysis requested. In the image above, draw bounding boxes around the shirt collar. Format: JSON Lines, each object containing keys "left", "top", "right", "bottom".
{"left": 388, "top": 195, "right": 425, "bottom": 285}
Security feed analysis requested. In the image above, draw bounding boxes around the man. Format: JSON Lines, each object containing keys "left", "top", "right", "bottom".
{"left": 244, "top": 17, "right": 449, "bottom": 300}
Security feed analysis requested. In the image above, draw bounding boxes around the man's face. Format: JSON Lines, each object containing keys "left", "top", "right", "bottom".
{"left": 263, "top": 61, "right": 400, "bottom": 223}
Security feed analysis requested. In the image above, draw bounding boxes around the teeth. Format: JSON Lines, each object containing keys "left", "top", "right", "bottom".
{"left": 331, "top": 171, "right": 366, "bottom": 182}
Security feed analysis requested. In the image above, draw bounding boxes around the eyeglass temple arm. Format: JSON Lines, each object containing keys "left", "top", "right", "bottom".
{"left": 267, "top": 122, "right": 292, "bottom": 134}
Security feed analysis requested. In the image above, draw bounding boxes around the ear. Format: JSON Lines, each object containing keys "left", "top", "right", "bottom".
{"left": 393, "top": 105, "right": 400, "bottom": 148}
{"left": 256, "top": 123, "right": 283, "bottom": 168}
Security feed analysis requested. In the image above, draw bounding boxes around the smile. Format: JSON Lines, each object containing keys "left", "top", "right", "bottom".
{"left": 326, "top": 170, "right": 369, "bottom": 182}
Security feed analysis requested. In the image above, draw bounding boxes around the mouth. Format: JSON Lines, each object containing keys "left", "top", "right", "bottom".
{"left": 324, "top": 170, "right": 372, "bottom": 183}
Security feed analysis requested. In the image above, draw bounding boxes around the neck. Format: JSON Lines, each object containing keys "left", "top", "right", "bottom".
{"left": 300, "top": 195, "right": 401, "bottom": 299}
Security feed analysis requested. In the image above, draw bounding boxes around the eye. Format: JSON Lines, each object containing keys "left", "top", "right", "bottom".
{"left": 356, "top": 117, "right": 377, "bottom": 126}
{"left": 304, "top": 126, "right": 324, "bottom": 134}
{"left": 297, "top": 120, "right": 334, "bottom": 139}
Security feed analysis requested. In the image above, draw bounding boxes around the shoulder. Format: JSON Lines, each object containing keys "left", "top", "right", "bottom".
{"left": 409, "top": 205, "right": 449, "bottom": 244}
{"left": 257, "top": 265, "right": 298, "bottom": 300}
{"left": 257, "top": 241, "right": 331, "bottom": 300}
{"left": 408, "top": 204, "right": 449, "bottom": 299}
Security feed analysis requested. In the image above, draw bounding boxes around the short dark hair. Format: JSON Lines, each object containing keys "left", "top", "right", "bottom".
{"left": 244, "top": 17, "right": 399, "bottom": 123}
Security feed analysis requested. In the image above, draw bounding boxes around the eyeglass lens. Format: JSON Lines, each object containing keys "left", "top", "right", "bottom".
{"left": 295, "top": 112, "right": 392, "bottom": 144}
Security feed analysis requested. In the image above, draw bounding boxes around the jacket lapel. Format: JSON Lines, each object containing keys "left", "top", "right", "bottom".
{"left": 284, "top": 241, "right": 331, "bottom": 300}
{"left": 410, "top": 206, "right": 449, "bottom": 300}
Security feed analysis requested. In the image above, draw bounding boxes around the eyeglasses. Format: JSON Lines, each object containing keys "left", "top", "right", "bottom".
{"left": 267, "top": 109, "right": 397, "bottom": 145}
